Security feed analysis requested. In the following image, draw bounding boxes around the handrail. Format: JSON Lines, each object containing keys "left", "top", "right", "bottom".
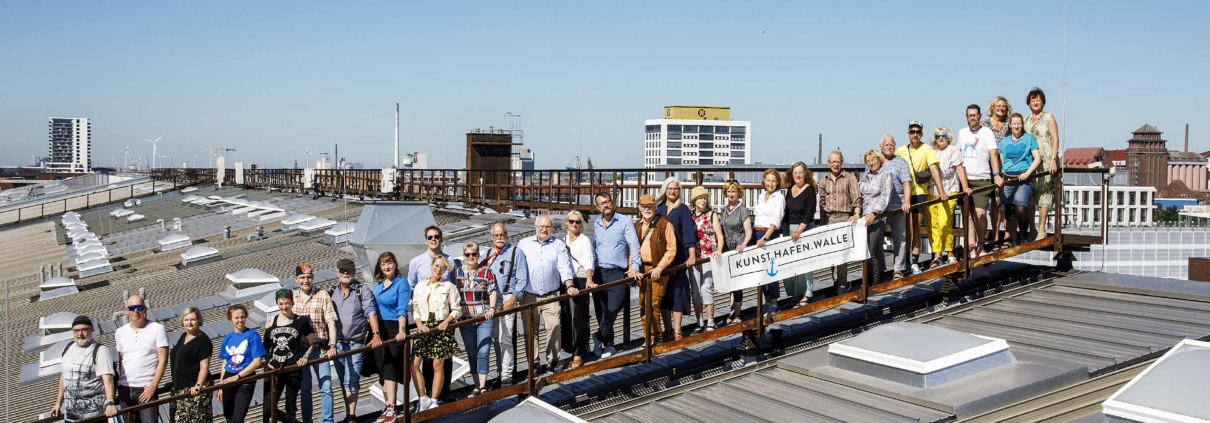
{"left": 55, "top": 167, "right": 1103, "bottom": 423}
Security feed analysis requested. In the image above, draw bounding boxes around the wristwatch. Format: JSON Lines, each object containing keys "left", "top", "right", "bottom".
{"left": 105, "top": 401, "right": 115, "bottom": 407}
{"left": 372, "top": 331, "right": 381, "bottom": 336}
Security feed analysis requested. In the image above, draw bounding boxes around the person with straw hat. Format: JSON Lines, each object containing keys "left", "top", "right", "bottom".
{"left": 687, "top": 186, "right": 723, "bottom": 333}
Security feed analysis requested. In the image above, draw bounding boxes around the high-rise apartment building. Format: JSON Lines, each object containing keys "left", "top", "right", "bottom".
{"left": 644, "top": 106, "right": 751, "bottom": 168}
{"left": 48, "top": 117, "right": 90, "bottom": 172}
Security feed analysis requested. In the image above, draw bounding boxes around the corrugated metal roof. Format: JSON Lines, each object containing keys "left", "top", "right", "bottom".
{"left": 590, "top": 272, "right": 1210, "bottom": 423}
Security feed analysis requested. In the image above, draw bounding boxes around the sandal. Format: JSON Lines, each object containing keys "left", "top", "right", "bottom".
{"left": 468, "top": 388, "right": 483, "bottom": 398}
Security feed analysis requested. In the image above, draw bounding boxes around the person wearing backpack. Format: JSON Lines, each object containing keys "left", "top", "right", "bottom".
{"left": 52, "top": 315, "right": 118, "bottom": 421}
{"left": 328, "top": 258, "right": 381, "bottom": 423}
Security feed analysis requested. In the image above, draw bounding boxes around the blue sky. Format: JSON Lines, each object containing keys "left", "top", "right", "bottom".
{"left": 2, "top": 1, "right": 1208, "bottom": 169}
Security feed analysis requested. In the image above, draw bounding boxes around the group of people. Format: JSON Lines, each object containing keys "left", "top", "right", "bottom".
{"left": 852, "top": 88, "right": 1060, "bottom": 282}
{"left": 51, "top": 88, "right": 1060, "bottom": 423}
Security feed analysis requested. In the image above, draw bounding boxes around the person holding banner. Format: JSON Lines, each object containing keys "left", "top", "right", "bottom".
{"left": 753, "top": 169, "right": 786, "bottom": 315}
{"left": 635, "top": 194, "right": 678, "bottom": 343}
{"left": 655, "top": 178, "right": 697, "bottom": 341}
{"left": 688, "top": 186, "right": 723, "bottom": 333}
{"left": 719, "top": 181, "right": 753, "bottom": 326}
{"left": 781, "top": 162, "right": 818, "bottom": 309}
{"left": 859, "top": 150, "right": 895, "bottom": 282}
{"left": 819, "top": 151, "right": 862, "bottom": 289}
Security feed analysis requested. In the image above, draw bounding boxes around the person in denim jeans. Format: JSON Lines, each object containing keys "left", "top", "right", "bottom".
{"left": 329, "top": 258, "right": 381, "bottom": 423}
{"left": 997, "top": 114, "right": 1041, "bottom": 246}
{"left": 454, "top": 242, "right": 498, "bottom": 396}
{"left": 291, "top": 264, "right": 339, "bottom": 423}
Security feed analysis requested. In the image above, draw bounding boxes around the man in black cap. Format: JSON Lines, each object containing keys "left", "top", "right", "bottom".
{"left": 52, "top": 315, "right": 118, "bottom": 421}
{"left": 327, "top": 258, "right": 380, "bottom": 422}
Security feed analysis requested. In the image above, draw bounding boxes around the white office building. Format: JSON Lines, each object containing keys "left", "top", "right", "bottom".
{"left": 644, "top": 106, "right": 751, "bottom": 168}
{"left": 1062, "top": 185, "right": 1157, "bottom": 227}
{"left": 48, "top": 117, "right": 90, "bottom": 173}
{"left": 1060, "top": 171, "right": 1157, "bottom": 227}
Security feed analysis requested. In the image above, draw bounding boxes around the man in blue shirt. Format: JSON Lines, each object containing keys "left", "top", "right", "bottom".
{"left": 483, "top": 223, "right": 529, "bottom": 387}
{"left": 408, "top": 225, "right": 454, "bottom": 289}
{"left": 879, "top": 134, "right": 914, "bottom": 280}
{"left": 590, "top": 192, "right": 643, "bottom": 359}
{"left": 517, "top": 215, "right": 575, "bottom": 375}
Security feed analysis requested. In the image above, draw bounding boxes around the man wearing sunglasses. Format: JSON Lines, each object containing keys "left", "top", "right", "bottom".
{"left": 896, "top": 121, "right": 948, "bottom": 274}
{"left": 114, "top": 295, "right": 169, "bottom": 423}
{"left": 957, "top": 104, "right": 1003, "bottom": 258}
{"left": 408, "top": 225, "right": 454, "bottom": 290}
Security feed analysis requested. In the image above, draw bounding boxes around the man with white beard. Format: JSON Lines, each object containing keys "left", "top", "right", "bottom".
{"left": 52, "top": 315, "right": 118, "bottom": 421}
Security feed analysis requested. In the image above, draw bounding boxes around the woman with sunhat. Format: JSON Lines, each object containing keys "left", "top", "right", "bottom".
{"left": 687, "top": 185, "right": 723, "bottom": 333}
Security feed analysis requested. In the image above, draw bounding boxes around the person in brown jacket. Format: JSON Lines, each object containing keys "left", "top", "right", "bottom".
{"left": 635, "top": 194, "right": 677, "bottom": 343}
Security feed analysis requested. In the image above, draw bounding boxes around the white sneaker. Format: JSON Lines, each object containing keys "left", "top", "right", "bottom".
{"left": 591, "top": 333, "right": 604, "bottom": 358}
{"left": 601, "top": 346, "right": 615, "bottom": 359}
{"left": 429, "top": 398, "right": 440, "bottom": 410}
{"left": 910, "top": 263, "right": 921, "bottom": 275}
{"left": 416, "top": 396, "right": 431, "bottom": 412}
{"left": 947, "top": 256, "right": 958, "bottom": 265}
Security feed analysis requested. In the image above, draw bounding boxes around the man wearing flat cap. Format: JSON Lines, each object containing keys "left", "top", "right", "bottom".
{"left": 52, "top": 315, "right": 118, "bottom": 421}
{"left": 635, "top": 194, "right": 677, "bottom": 343}
{"left": 327, "top": 258, "right": 380, "bottom": 421}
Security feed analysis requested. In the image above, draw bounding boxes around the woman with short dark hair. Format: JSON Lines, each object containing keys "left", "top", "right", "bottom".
{"left": 371, "top": 251, "right": 410, "bottom": 421}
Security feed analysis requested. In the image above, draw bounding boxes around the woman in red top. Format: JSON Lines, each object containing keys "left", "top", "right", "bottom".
{"left": 688, "top": 186, "right": 723, "bottom": 333}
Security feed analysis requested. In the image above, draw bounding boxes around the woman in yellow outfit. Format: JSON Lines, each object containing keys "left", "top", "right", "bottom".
{"left": 926, "top": 127, "right": 968, "bottom": 267}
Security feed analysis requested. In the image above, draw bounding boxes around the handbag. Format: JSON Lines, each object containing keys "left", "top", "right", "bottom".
{"left": 907, "top": 146, "right": 932, "bottom": 185}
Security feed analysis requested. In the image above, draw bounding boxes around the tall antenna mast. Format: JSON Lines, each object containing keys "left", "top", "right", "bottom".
{"left": 394, "top": 103, "right": 400, "bottom": 168}
{"left": 578, "top": 93, "right": 583, "bottom": 170}
{"left": 1062, "top": 3, "right": 1067, "bottom": 156}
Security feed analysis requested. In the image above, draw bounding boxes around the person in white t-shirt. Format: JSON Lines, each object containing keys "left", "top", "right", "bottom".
{"left": 956, "top": 104, "right": 1003, "bottom": 257}
{"left": 52, "top": 315, "right": 118, "bottom": 422}
{"left": 114, "top": 295, "right": 170, "bottom": 423}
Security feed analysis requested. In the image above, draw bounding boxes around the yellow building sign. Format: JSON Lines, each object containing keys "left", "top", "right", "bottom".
{"left": 664, "top": 105, "right": 730, "bottom": 121}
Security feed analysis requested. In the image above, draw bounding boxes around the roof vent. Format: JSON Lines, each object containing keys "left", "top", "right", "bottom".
{"left": 324, "top": 222, "right": 356, "bottom": 245}
{"left": 180, "top": 245, "right": 220, "bottom": 266}
{"left": 158, "top": 233, "right": 192, "bottom": 251}
{"left": 282, "top": 214, "right": 317, "bottom": 231}
{"left": 219, "top": 268, "right": 285, "bottom": 303}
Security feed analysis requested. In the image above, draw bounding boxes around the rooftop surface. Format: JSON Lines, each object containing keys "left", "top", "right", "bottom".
{"left": 585, "top": 271, "right": 1210, "bottom": 423}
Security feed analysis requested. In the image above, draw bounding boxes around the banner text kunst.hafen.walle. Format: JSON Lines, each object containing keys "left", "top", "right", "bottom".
{"left": 711, "top": 223, "right": 870, "bottom": 293}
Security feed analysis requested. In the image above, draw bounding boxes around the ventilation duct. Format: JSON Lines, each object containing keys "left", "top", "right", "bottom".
{"left": 347, "top": 201, "right": 436, "bottom": 281}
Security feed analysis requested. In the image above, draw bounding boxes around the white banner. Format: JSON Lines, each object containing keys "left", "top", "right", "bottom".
{"left": 711, "top": 222, "right": 869, "bottom": 293}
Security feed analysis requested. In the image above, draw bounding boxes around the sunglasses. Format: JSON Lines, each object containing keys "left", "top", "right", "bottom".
{"left": 566, "top": 219, "right": 582, "bottom": 224}
{"left": 465, "top": 252, "right": 480, "bottom": 257}
{"left": 908, "top": 130, "right": 923, "bottom": 135}
{"left": 426, "top": 234, "right": 442, "bottom": 241}
{"left": 127, "top": 305, "right": 146, "bottom": 312}
{"left": 934, "top": 134, "right": 949, "bottom": 139}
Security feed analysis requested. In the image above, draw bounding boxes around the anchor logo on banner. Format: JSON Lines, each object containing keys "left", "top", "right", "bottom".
{"left": 766, "top": 258, "right": 778, "bottom": 277}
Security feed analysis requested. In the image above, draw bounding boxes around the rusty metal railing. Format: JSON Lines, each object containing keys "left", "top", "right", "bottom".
{"left": 69, "top": 166, "right": 1108, "bottom": 423}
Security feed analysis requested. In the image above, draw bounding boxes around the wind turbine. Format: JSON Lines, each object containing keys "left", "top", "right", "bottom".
{"left": 118, "top": 143, "right": 131, "bottom": 169}
{"left": 144, "top": 135, "right": 163, "bottom": 169}
{"left": 134, "top": 155, "right": 145, "bottom": 171}
{"left": 301, "top": 143, "right": 315, "bottom": 170}
{"left": 190, "top": 154, "right": 200, "bottom": 168}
